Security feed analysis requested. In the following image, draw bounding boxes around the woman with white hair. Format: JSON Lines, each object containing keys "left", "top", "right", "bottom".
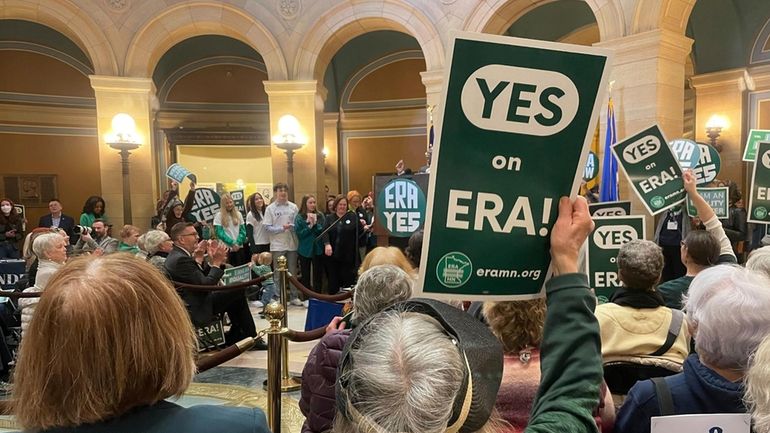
{"left": 745, "top": 333, "right": 770, "bottom": 433}
{"left": 299, "top": 264, "right": 413, "bottom": 433}
{"left": 19, "top": 232, "right": 67, "bottom": 334}
{"left": 143, "top": 230, "right": 173, "bottom": 273}
{"left": 615, "top": 265, "right": 770, "bottom": 433}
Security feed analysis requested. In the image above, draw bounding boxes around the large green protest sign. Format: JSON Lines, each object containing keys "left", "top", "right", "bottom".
{"left": 586, "top": 216, "right": 645, "bottom": 303}
{"left": 748, "top": 142, "right": 770, "bottom": 224}
{"left": 743, "top": 129, "right": 770, "bottom": 162}
{"left": 686, "top": 187, "right": 729, "bottom": 219}
{"left": 588, "top": 201, "right": 631, "bottom": 217}
{"left": 417, "top": 33, "right": 611, "bottom": 300}
{"left": 612, "top": 125, "right": 685, "bottom": 215}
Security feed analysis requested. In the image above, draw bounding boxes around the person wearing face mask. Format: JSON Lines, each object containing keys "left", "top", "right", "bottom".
{"left": 38, "top": 198, "right": 75, "bottom": 242}
{"left": 73, "top": 219, "right": 118, "bottom": 255}
{"left": 214, "top": 192, "right": 247, "bottom": 266}
{"left": 0, "top": 198, "right": 23, "bottom": 259}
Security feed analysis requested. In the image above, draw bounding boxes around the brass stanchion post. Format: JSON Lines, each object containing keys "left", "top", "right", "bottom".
{"left": 265, "top": 301, "right": 284, "bottom": 433}
{"left": 277, "top": 256, "right": 301, "bottom": 391}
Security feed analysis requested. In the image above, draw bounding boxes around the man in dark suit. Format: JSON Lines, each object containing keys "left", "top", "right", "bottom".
{"left": 165, "top": 222, "right": 265, "bottom": 350}
{"left": 38, "top": 198, "right": 75, "bottom": 241}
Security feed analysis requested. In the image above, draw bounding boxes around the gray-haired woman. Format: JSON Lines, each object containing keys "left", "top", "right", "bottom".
{"left": 144, "top": 230, "right": 173, "bottom": 273}
{"left": 19, "top": 233, "right": 68, "bottom": 335}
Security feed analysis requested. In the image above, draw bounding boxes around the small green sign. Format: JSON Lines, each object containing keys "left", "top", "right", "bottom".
{"left": 586, "top": 216, "right": 646, "bottom": 303}
{"left": 743, "top": 129, "right": 770, "bottom": 162}
{"left": 748, "top": 142, "right": 770, "bottom": 224}
{"left": 221, "top": 263, "right": 252, "bottom": 286}
{"left": 612, "top": 125, "right": 685, "bottom": 216}
{"left": 693, "top": 143, "right": 721, "bottom": 186}
{"left": 686, "top": 187, "right": 729, "bottom": 219}
{"left": 588, "top": 201, "right": 631, "bottom": 217}
{"left": 417, "top": 33, "right": 611, "bottom": 299}
{"left": 376, "top": 178, "right": 427, "bottom": 237}
{"left": 231, "top": 189, "right": 246, "bottom": 218}
{"left": 583, "top": 151, "right": 599, "bottom": 181}
{"left": 196, "top": 320, "right": 225, "bottom": 350}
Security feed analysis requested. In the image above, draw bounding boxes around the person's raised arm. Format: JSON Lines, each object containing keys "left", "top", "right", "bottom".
{"left": 683, "top": 170, "right": 736, "bottom": 262}
{"left": 526, "top": 196, "right": 602, "bottom": 433}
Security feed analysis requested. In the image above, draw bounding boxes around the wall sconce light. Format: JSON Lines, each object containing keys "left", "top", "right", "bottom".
{"left": 705, "top": 114, "right": 728, "bottom": 152}
{"left": 272, "top": 114, "right": 305, "bottom": 202}
{"left": 105, "top": 113, "right": 142, "bottom": 224}
{"left": 322, "top": 147, "right": 329, "bottom": 161}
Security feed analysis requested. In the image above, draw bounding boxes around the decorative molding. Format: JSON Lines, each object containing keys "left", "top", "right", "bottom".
{"left": 0, "top": 41, "right": 94, "bottom": 75}
{"left": 158, "top": 56, "right": 267, "bottom": 103}
{"left": 104, "top": 0, "right": 129, "bottom": 12}
{"left": 690, "top": 68, "right": 751, "bottom": 94}
{"left": 749, "top": 90, "right": 770, "bottom": 129}
{"left": 0, "top": 91, "right": 95, "bottom": 108}
{"left": 751, "top": 18, "right": 770, "bottom": 65}
{"left": 340, "top": 50, "right": 426, "bottom": 111}
{"left": 277, "top": 0, "right": 301, "bottom": 20}
{"left": 89, "top": 76, "right": 154, "bottom": 94}
{"left": 164, "top": 128, "right": 269, "bottom": 145}
{"left": 0, "top": 123, "right": 97, "bottom": 137}
{"left": 160, "top": 102, "right": 269, "bottom": 113}
{"left": 596, "top": 29, "right": 693, "bottom": 65}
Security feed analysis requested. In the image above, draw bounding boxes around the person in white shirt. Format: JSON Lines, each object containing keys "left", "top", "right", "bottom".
{"left": 246, "top": 192, "right": 270, "bottom": 255}
{"left": 214, "top": 192, "right": 247, "bottom": 266}
{"left": 262, "top": 183, "right": 302, "bottom": 306}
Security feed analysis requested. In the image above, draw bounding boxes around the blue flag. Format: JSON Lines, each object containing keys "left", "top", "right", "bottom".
{"left": 599, "top": 98, "right": 618, "bottom": 202}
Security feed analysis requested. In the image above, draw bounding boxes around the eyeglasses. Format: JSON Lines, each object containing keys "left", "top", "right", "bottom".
{"left": 181, "top": 232, "right": 199, "bottom": 238}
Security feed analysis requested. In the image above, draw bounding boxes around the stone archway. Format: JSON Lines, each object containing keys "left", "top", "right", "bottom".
{"left": 463, "top": 0, "right": 625, "bottom": 41}
{"left": 3, "top": 0, "right": 119, "bottom": 75}
{"left": 292, "top": 1, "right": 444, "bottom": 81}
{"left": 632, "top": 0, "right": 696, "bottom": 35}
{"left": 124, "top": 2, "right": 288, "bottom": 80}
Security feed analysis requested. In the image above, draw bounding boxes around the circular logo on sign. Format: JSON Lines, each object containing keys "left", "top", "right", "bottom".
{"left": 583, "top": 151, "right": 599, "bottom": 182}
{"left": 755, "top": 207, "right": 768, "bottom": 219}
{"left": 376, "top": 178, "right": 427, "bottom": 237}
{"left": 694, "top": 143, "right": 721, "bottom": 186}
{"left": 650, "top": 196, "right": 665, "bottom": 209}
{"left": 436, "top": 252, "right": 472, "bottom": 288}
{"left": 762, "top": 150, "right": 770, "bottom": 170}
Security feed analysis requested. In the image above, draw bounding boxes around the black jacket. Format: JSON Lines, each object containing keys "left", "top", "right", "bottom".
{"left": 164, "top": 245, "right": 223, "bottom": 326}
{"left": 38, "top": 213, "right": 76, "bottom": 239}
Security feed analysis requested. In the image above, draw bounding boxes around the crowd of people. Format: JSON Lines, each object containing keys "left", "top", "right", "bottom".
{"left": 5, "top": 169, "right": 770, "bottom": 433}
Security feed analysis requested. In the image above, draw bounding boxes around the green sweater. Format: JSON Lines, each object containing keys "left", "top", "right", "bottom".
{"left": 295, "top": 213, "right": 327, "bottom": 258}
{"left": 526, "top": 273, "right": 602, "bottom": 433}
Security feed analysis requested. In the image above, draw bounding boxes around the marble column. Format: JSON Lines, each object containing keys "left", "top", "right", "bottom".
{"left": 89, "top": 76, "right": 157, "bottom": 228}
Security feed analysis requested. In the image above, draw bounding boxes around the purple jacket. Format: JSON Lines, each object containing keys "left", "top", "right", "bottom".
{"left": 300, "top": 330, "right": 351, "bottom": 433}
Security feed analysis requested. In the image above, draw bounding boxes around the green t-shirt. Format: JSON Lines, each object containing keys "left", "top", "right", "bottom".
{"left": 252, "top": 264, "right": 273, "bottom": 285}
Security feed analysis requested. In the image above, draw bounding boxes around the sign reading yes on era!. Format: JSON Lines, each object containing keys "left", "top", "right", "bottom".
{"left": 587, "top": 216, "right": 645, "bottom": 303}
{"left": 417, "top": 32, "right": 611, "bottom": 300}
{"left": 748, "top": 142, "right": 770, "bottom": 223}
{"left": 612, "top": 125, "right": 686, "bottom": 215}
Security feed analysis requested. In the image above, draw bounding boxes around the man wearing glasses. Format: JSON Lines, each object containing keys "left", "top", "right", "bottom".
{"left": 165, "top": 222, "right": 265, "bottom": 350}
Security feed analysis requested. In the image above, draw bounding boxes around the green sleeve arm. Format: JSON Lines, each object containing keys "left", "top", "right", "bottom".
{"left": 215, "top": 225, "right": 235, "bottom": 246}
{"left": 525, "top": 273, "right": 602, "bottom": 433}
{"left": 294, "top": 214, "right": 312, "bottom": 239}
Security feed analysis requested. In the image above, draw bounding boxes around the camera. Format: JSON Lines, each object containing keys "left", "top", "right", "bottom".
{"left": 73, "top": 225, "right": 93, "bottom": 235}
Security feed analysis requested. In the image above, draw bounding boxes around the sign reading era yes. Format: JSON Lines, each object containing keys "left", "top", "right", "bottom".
{"left": 376, "top": 178, "right": 427, "bottom": 237}
{"left": 612, "top": 125, "right": 685, "bottom": 215}
{"left": 687, "top": 187, "right": 729, "bottom": 219}
{"left": 418, "top": 33, "right": 611, "bottom": 299}
{"left": 586, "top": 216, "right": 645, "bottom": 303}
{"left": 693, "top": 143, "right": 721, "bottom": 186}
{"left": 189, "top": 188, "right": 221, "bottom": 224}
{"left": 748, "top": 142, "right": 770, "bottom": 223}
